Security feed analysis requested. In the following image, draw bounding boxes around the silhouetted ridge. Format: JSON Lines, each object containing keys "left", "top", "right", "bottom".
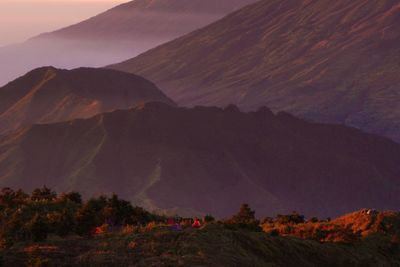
{"left": 0, "top": 104, "right": 399, "bottom": 218}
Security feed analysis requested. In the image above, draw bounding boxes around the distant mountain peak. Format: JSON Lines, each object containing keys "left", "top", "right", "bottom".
{"left": 109, "top": 0, "right": 400, "bottom": 143}
{"left": 0, "top": 0, "right": 258, "bottom": 86}
{"left": 0, "top": 67, "right": 175, "bottom": 134}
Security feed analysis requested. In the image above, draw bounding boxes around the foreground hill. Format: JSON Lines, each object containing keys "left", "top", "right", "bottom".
{"left": 110, "top": 0, "right": 400, "bottom": 142}
{"left": 0, "top": 0, "right": 257, "bottom": 85}
{"left": 3, "top": 224, "right": 400, "bottom": 267}
{"left": 0, "top": 67, "right": 174, "bottom": 134}
{"left": 1, "top": 189, "right": 399, "bottom": 266}
{"left": 263, "top": 209, "right": 400, "bottom": 243}
{"left": 0, "top": 103, "right": 399, "bottom": 217}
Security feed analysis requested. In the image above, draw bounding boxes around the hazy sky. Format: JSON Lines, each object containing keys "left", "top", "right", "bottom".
{"left": 0, "top": 0, "right": 126, "bottom": 47}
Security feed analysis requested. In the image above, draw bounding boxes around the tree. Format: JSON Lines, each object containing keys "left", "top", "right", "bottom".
{"left": 130, "top": 206, "right": 157, "bottom": 225}
{"left": 59, "top": 192, "right": 82, "bottom": 205}
{"left": 26, "top": 213, "right": 49, "bottom": 242}
{"left": 231, "top": 204, "right": 256, "bottom": 224}
{"left": 74, "top": 204, "right": 100, "bottom": 237}
{"left": 31, "top": 187, "right": 56, "bottom": 202}
{"left": 106, "top": 194, "right": 135, "bottom": 225}
{"left": 276, "top": 212, "right": 305, "bottom": 224}
{"left": 0, "top": 188, "right": 17, "bottom": 211}
{"left": 48, "top": 209, "right": 75, "bottom": 237}
{"left": 204, "top": 214, "right": 215, "bottom": 223}
{"left": 226, "top": 204, "right": 261, "bottom": 232}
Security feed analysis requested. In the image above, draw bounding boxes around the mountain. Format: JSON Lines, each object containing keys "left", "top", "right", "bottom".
{"left": 110, "top": 0, "right": 400, "bottom": 143}
{"left": 1, "top": 102, "right": 399, "bottom": 218}
{"left": 40, "top": 0, "right": 259, "bottom": 41}
{"left": 0, "top": 67, "right": 174, "bottom": 134}
{"left": 0, "top": 0, "right": 257, "bottom": 86}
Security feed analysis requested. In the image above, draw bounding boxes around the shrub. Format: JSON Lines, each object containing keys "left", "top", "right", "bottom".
{"left": 94, "top": 224, "right": 109, "bottom": 235}
{"left": 313, "top": 228, "right": 328, "bottom": 241}
{"left": 26, "top": 214, "right": 49, "bottom": 242}
{"left": 231, "top": 204, "right": 256, "bottom": 224}
{"left": 276, "top": 212, "right": 305, "bottom": 224}
{"left": 31, "top": 186, "right": 56, "bottom": 202}
{"left": 144, "top": 222, "right": 158, "bottom": 232}
{"left": 224, "top": 204, "right": 262, "bottom": 232}
{"left": 48, "top": 209, "right": 75, "bottom": 237}
{"left": 26, "top": 256, "right": 51, "bottom": 267}
{"left": 59, "top": 192, "right": 82, "bottom": 204}
{"left": 204, "top": 214, "right": 215, "bottom": 223}
{"left": 269, "top": 229, "right": 280, "bottom": 237}
{"left": 74, "top": 206, "right": 98, "bottom": 237}
{"left": 122, "top": 225, "right": 139, "bottom": 235}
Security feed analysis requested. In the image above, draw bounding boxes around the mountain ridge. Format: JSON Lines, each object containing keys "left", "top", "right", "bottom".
{"left": 0, "top": 67, "right": 175, "bottom": 135}
{"left": 110, "top": 0, "right": 400, "bottom": 142}
{"left": 0, "top": 0, "right": 257, "bottom": 86}
{"left": 0, "top": 102, "right": 399, "bottom": 218}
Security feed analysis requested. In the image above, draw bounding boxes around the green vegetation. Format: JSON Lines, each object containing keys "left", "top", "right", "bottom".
{"left": 0, "top": 187, "right": 162, "bottom": 247}
{"left": 1, "top": 188, "right": 400, "bottom": 266}
{"left": 223, "top": 203, "right": 262, "bottom": 232}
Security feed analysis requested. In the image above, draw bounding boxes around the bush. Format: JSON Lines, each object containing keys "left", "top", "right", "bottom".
{"left": 224, "top": 204, "right": 262, "bottom": 232}
{"left": 313, "top": 228, "right": 328, "bottom": 241}
{"left": 204, "top": 214, "right": 215, "bottom": 223}
{"left": 27, "top": 256, "right": 51, "bottom": 267}
{"left": 269, "top": 229, "right": 280, "bottom": 237}
{"left": 122, "top": 225, "right": 139, "bottom": 235}
{"left": 48, "top": 209, "right": 75, "bottom": 237}
{"left": 0, "top": 187, "right": 167, "bottom": 242}
{"left": 276, "top": 212, "right": 305, "bottom": 224}
{"left": 59, "top": 192, "right": 82, "bottom": 204}
{"left": 31, "top": 186, "right": 56, "bottom": 202}
{"left": 26, "top": 214, "right": 49, "bottom": 242}
{"left": 74, "top": 206, "right": 98, "bottom": 237}
{"left": 231, "top": 204, "right": 256, "bottom": 224}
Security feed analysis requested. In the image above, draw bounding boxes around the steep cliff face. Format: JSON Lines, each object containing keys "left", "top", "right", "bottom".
{"left": 111, "top": 0, "right": 400, "bottom": 142}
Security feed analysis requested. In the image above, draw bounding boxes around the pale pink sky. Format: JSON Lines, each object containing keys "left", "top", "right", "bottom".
{"left": 0, "top": 0, "right": 126, "bottom": 47}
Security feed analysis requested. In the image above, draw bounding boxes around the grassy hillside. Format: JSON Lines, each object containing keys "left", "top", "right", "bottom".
{"left": 2, "top": 223, "right": 400, "bottom": 266}
{"left": 1, "top": 188, "right": 399, "bottom": 266}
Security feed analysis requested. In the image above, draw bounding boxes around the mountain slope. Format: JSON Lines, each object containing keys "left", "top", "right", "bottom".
{"left": 0, "top": 67, "right": 174, "bottom": 134}
{"left": 41, "top": 0, "right": 259, "bottom": 41}
{"left": 0, "top": 0, "right": 257, "bottom": 86}
{"left": 0, "top": 102, "right": 399, "bottom": 218}
{"left": 110, "top": 0, "right": 400, "bottom": 142}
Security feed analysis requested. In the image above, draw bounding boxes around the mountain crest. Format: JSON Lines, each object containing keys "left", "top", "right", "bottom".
{"left": 0, "top": 67, "right": 175, "bottom": 134}
{"left": 110, "top": 0, "right": 400, "bottom": 142}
